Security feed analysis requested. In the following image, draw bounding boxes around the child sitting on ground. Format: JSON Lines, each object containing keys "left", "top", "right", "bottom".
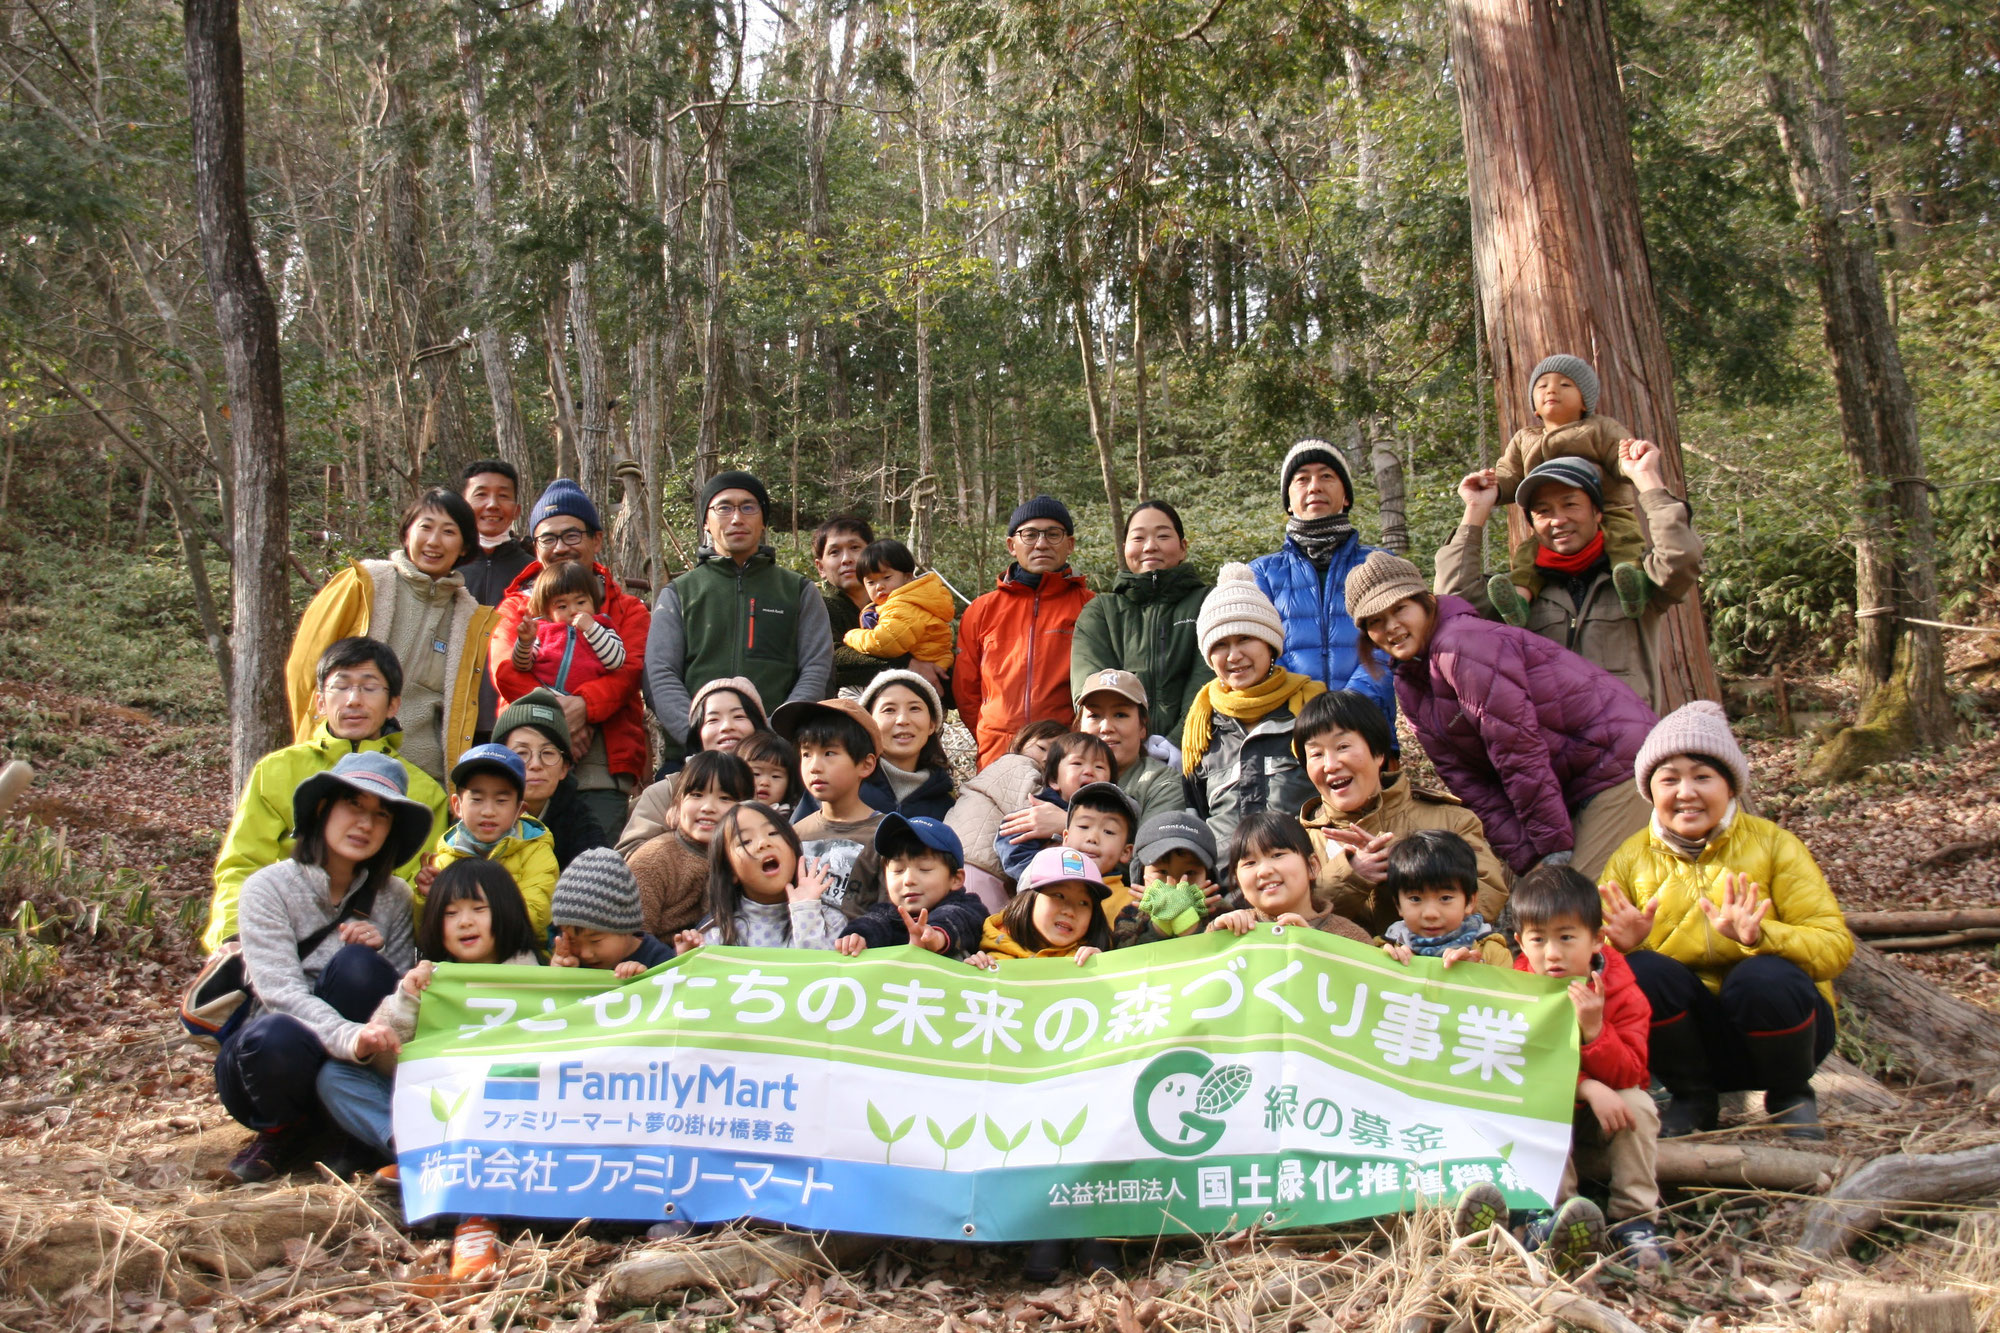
{"left": 674, "top": 801, "right": 846, "bottom": 950}
{"left": 549, "top": 848, "right": 674, "bottom": 977}
{"left": 1488, "top": 354, "right": 1651, "bottom": 625}
{"left": 994, "top": 731, "right": 1116, "bottom": 876}
{"left": 1453, "top": 864, "right": 1667, "bottom": 1273}
{"left": 969, "top": 845, "right": 1111, "bottom": 968}
{"left": 1115, "top": 810, "right": 1223, "bottom": 946}
{"left": 776, "top": 698, "right": 887, "bottom": 914}
{"left": 510, "top": 560, "right": 628, "bottom": 693}
{"left": 427, "top": 744, "right": 557, "bottom": 935}
{"left": 842, "top": 538, "right": 956, "bottom": 674}
{"left": 1377, "top": 831, "right": 1512, "bottom": 967}
{"left": 1207, "top": 813, "right": 1371, "bottom": 945}
{"left": 315, "top": 858, "right": 542, "bottom": 1279}
{"left": 627, "top": 751, "right": 752, "bottom": 938}
{"left": 737, "top": 730, "right": 802, "bottom": 818}
{"left": 835, "top": 816, "right": 986, "bottom": 959}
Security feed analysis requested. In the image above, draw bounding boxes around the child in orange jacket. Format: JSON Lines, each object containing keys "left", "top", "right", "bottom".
{"left": 843, "top": 538, "right": 955, "bottom": 673}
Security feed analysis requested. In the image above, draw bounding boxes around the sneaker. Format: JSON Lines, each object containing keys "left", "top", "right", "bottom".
{"left": 1488, "top": 574, "right": 1531, "bottom": 627}
{"left": 1075, "top": 1239, "right": 1119, "bottom": 1276}
{"left": 450, "top": 1217, "right": 501, "bottom": 1281}
{"left": 375, "top": 1163, "right": 400, "bottom": 1185}
{"left": 226, "top": 1125, "right": 306, "bottom": 1185}
{"left": 1453, "top": 1181, "right": 1508, "bottom": 1238}
{"left": 1530, "top": 1197, "right": 1607, "bottom": 1274}
{"left": 1612, "top": 562, "right": 1650, "bottom": 618}
{"left": 1608, "top": 1218, "right": 1670, "bottom": 1272}
{"left": 1021, "top": 1238, "right": 1065, "bottom": 1286}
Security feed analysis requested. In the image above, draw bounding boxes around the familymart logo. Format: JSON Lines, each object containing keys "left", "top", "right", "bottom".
{"left": 484, "top": 1062, "right": 542, "bottom": 1101}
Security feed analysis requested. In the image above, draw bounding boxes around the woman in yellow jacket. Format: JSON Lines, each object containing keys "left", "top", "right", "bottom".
{"left": 286, "top": 489, "right": 496, "bottom": 790}
{"left": 1600, "top": 701, "right": 1852, "bottom": 1141}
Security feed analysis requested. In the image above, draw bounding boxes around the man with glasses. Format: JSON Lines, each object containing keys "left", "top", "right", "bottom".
{"left": 644, "top": 469, "right": 833, "bottom": 769}
{"left": 954, "top": 495, "right": 1094, "bottom": 768}
{"left": 489, "top": 478, "right": 653, "bottom": 834}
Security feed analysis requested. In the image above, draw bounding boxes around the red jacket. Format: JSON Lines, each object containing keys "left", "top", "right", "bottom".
{"left": 1515, "top": 943, "right": 1650, "bottom": 1092}
{"left": 953, "top": 566, "right": 1093, "bottom": 769}
{"left": 491, "top": 561, "right": 651, "bottom": 784}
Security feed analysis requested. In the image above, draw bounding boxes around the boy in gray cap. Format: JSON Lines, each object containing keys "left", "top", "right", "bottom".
{"left": 549, "top": 847, "right": 673, "bottom": 977}
{"left": 1490, "top": 353, "right": 1651, "bottom": 624}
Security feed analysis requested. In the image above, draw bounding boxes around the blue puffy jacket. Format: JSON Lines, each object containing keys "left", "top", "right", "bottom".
{"left": 1250, "top": 533, "right": 1397, "bottom": 729}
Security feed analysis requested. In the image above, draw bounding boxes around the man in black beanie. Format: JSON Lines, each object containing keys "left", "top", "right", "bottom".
{"left": 643, "top": 470, "right": 833, "bottom": 775}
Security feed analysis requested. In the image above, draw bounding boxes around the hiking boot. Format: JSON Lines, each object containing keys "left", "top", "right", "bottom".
{"left": 1453, "top": 1181, "right": 1508, "bottom": 1238}
{"left": 1488, "top": 575, "right": 1531, "bottom": 627}
{"left": 450, "top": 1217, "right": 501, "bottom": 1281}
{"left": 1529, "top": 1197, "right": 1607, "bottom": 1275}
{"left": 1075, "top": 1239, "right": 1119, "bottom": 1276}
{"left": 226, "top": 1125, "right": 307, "bottom": 1185}
{"left": 1764, "top": 1087, "right": 1827, "bottom": 1141}
{"left": 1748, "top": 1017, "right": 1826, "bottom": 1140}
{"left": 1022, "top": 1239, "right": 1065, "bottom": 1286}
{"left": 1648, "top": 1017, "right": 1719, "bottom": 1138}
{"left": 1608, "top": 1218, "right": 1670, "bottom": 1273}
{"left": 1612, "top": 562, "right": 1651, "bottom": 619}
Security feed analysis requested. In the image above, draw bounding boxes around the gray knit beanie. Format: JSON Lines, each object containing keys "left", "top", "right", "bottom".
{"left": 1635, "top": 701, "right": 1750, "bottom": 798}
{"left": 1528, "top": 355, "right": 1600, "bottom": 414}
{"left": 551, "top": 847, "right": 644, "bottom": 935}
{"left": 1197, "top": 563, "right": 1286, "bottom": 656}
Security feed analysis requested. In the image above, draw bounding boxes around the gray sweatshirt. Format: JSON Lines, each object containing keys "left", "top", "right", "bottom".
{"left": 236, "top": 859, "right": 417, "bottom": 1062}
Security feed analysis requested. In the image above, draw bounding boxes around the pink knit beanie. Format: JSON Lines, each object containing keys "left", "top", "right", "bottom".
{"left": 1634, "top": 700, "right": 1749, "bottom": 797}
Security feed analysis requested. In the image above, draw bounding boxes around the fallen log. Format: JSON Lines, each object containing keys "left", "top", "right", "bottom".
{"left": 1808, "top": 1280, "right": 1975, "bottom": 1333}
{"left": 1869, "top": 928, "right": 2000, "bottom": 953}
{"left": 1654, "top": 1141, "right": 1841, "bottom": 1193}
{"left": 602, "top": 1230, "right": 879, "bottom": 1304}
{"left": 1918, "top": 838, "right": 2000, "bottom": 870}
{"left": 1844, "top": 909, "right": 2000, "bottom": 935}
{"left": 1798, "top": 1141, "right": 2000, "bottom": 1257}
{"left": 1815, "top": 1054, "right": 1901, "bottom": 1113}
{"left": 1505, "top": 1286, "right": 1648, "bottom": 1333}
{"left": 1832, "top": 945, "right": 2000, "bottom": 1086}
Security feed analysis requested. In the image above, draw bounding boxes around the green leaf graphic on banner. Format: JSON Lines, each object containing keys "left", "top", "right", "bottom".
{"left": 984, "top": 1116, "right": 1032, "bottom": 1167}
{"left": 927, "top": 1114, "right": 977, "bottom": 1168}
{"left": 429, "top": 1088, "right": 468, "bottom": 1124}
{"left": 867, "top": 1101, "right": 916, "bottom": 1163}
{"left": 1041, "top": 1106, "right": 1088, "bottom": 1162}
{"left": 1498, "top": 1141, "right": 1516, "bottom": 1161}
{"left": 1196, "top": 1064, "right": 1252, "bottom": 1116}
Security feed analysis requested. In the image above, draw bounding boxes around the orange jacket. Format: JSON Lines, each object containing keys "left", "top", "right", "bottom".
{"left": 953, "top": 566, "right": 1093, "bottom": 769}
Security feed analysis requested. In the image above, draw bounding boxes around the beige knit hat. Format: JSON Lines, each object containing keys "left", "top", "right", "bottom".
{"left": 1197, "top": 563, "right": 1286, "bottom": 656}
{"left": 1344, "top": 551, "right": 1430, "bottom": 625}
{"left": 1634, "top": 700, "right": 1749, "bottom": 797}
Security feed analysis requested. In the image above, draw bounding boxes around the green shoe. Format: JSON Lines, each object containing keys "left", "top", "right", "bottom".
{"left": 1453, "top": 1181, "right": 1508, "bottom": 1239}
{"left": 1528, "top": 1196, "right": 1607, "bottom": 1275}
{"left": 1488, "top": 574, "right": 1531, "bottom": 627}
{"left": 1612, "top": 562, "right": 1651, "bottom": 619}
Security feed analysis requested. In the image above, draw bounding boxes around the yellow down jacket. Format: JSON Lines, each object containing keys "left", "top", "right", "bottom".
{"left": 1600, "top": 812, "right": 1853, "bottom": 1012}
{"left": 843, "top": 571, "right": 955, "bottom": 670}
{"left": 428, "top": 817, "right": 558, "bottom": 937}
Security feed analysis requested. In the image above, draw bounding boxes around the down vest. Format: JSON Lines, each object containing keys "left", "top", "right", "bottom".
{"left": 1250, "top": 534, "right": 1396, "bottom": 726}
{"left": 944, "top": 753, "right": 1041, "bottom": 881}
{"left": 1394, "top": 596, "right": 1656, "bottom": 874}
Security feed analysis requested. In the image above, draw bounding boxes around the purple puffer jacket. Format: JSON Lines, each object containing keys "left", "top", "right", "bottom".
{"left": 1393, "top": 596, "right": 1657, "bottom": 873}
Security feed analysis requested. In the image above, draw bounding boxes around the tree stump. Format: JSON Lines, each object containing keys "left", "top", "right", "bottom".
{"left": 1810, "top": 1281, "right": 1974, "bottom": 1333}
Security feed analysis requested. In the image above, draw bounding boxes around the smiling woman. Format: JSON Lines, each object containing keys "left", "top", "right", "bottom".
{"left": 283, "top": 488, "right": 497, "bottom": 787}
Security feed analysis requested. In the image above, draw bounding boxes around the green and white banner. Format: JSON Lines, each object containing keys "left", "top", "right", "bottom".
{"left": 393, "top": 926, "right": 1580, "bottom": 1239}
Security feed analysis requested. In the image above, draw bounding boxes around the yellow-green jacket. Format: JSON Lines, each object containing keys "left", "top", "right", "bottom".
{"left": 427, "top": 816, "right": 558, "bottom": 936}
{"left": 1601, "top": 812, "right": 1852, "bottom": 1012}
{"left": 206, "top": 722, "right": 446, "bottom": 950}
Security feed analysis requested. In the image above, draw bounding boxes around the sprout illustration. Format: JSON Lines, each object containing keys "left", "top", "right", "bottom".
{"left": 1195, "top": 1064, "right": 1252, "bottom": 1117}
{"left": 1040, "top": 1107, "right": 1088, "bottom": 1163}
{"left": 927, "top": 1114, "right": 977, "bottom": 1169}
{"left": 985, "top": 1116, "right": 1031, "bottom": 1167}
{"left": 429, "top": 1088, "right": 470, "bottom": 1124}
{"left": 866, "top": 1101, "right": 916, "bottom": 1163}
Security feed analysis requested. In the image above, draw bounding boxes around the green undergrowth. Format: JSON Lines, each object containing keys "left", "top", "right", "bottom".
{"left": 0, "top": 822, "right": 179, "bottom": 1000}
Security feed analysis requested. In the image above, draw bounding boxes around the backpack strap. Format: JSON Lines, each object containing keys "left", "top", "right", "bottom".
{"left": 295, "top": 880, "right": 379, "bottom": 960}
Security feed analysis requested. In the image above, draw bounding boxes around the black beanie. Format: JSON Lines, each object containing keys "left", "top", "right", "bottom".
{"left": 699, "top": 470, "right": 772, "bottom": 517}
{"left": 1007, "top": 495, "right": 1074, "bottom": 535}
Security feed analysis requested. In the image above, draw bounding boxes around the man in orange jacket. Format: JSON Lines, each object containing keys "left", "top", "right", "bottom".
{"left": 953, "top": 496, "right": 1094, "bottom": 769}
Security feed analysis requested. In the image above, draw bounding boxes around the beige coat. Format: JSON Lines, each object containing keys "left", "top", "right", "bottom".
{"left": 1301, "top": 777, "right": 1512, "bottom": 936}
{"left": 944, "top": 753, "right": 1041, "bottom": 881}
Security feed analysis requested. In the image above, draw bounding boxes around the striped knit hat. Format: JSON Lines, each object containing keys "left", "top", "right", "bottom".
{"left": 550, "top": 847, "right": 644, "bottom": 935}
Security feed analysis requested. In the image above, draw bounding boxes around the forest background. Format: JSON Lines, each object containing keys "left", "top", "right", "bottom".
{"left": 0, "top": 0, "right": 1995, "bottom": 746}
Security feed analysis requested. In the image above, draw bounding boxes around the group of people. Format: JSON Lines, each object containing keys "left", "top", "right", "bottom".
{"left": 199, "top": 352, "right": 1854, "bottom": 1285}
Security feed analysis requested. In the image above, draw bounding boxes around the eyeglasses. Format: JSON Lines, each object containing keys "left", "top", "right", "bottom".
{"left": 535, "top": 528, "right": 590, "bottom": 550}
{"left": 709, "top": 502, "right": 762, "bottom": 520}
{"left": 324, "top": 679, "right": 388, "bottom": 699}
{"left": 1012, "top": 526, "right": 1070, "bottom": 546}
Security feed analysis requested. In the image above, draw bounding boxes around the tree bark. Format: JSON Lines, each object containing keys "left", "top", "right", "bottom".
{"left": 1447, "top": 0, "right": 1720, "bottom": 709}
{"left": 692, "top": 3, "right": 740, "bottom": 494}
{"left": 1764, "top": 0, "right": 1949, "bottom": 765}
{"left": 1073, "top": 293, "right": 1124, "bottom": 543}
{"left": 383, "top": 79, "right": 473, "bottom": 485}
{"left": 185, "top": 0, "right": 291, "bottom": 792}
{"left": 1834, "top": 944, "right": 2000, "bottom": 1087}
{"left": 1800, "top": 1142, "right": 2000, "bottom": 1258}
{"left": 457, "top": 2, "right": 531, "bottom": 488}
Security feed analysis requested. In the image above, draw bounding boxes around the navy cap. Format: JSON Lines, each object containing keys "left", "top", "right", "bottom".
{"left": 873, "top": 813, "right": 964, "bottom": 870}
{"left": 451, "top": 742, "right": 528, "bottom": 794}
{"left": 1516, "top": 456, "right": 1606, "bottom": 513}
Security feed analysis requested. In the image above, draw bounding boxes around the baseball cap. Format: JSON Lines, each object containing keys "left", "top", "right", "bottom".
{"left": 1021, "top": 845, "right": 1110, "bottom": 902}
{"left": 451, "top": 742, "right": 528, "bottom": 794}
{"left": 771, "top": 697, "right": 884, "bottom": 755}
{"left": 1133, "top": 809, "right": 1219, "bottom": 873}
{"left": 1516, "top": 456, "right": 1606, "bottom": 513}
{"left": 1067, "top": 781, "right": 1140, "bottom": 833}
{"left": 1074, "top": 668, "right": 1149, "bottom": 712}
{"left": 873, "top": 812, "right": 964, "bottom": 870}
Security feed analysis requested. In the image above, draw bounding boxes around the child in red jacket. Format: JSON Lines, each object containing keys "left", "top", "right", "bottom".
{"left": 1456, "top": 865, "right": 1667, "bottom": 1273}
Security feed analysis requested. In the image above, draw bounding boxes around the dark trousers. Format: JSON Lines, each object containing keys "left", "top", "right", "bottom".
{"left": 214, "top": 944, "right": 400, "bottom": 1132}
{"left": 1626, "top": 951, "right": 1834, "bottom": 1093}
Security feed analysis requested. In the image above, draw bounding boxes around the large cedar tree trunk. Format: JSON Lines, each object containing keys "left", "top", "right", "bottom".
{"left": 457, "top": 3, "right": 532, "bottom": 488}
{"left": 185, "top": 0, "right": 292, "bottom": 791}
{"left": 1763, "top": 0, "right": 1949, "bottom": 777}
{"left": 1448, "top": 0, "right": 1720, "bottom": 710}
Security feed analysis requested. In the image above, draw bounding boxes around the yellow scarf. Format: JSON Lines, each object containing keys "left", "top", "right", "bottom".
{"left": 1181, "top": 670, "right": 1326, "bottom": 774}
